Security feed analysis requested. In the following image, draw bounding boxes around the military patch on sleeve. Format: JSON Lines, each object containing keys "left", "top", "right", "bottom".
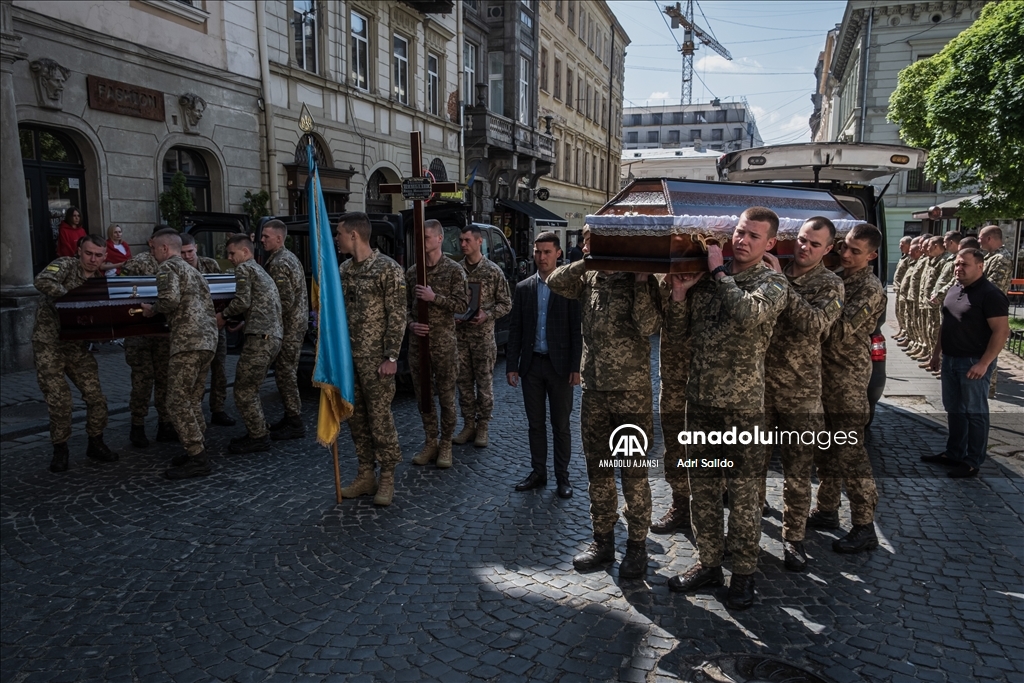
{"left": 851, "top": 306, "right": 872, "bottom": 328}
{"left": 45, "top": 264, "right": 60, "bottom": 272}
{"left": 761, "top": 281, "right": 786, "bottom": 303}
{"left": 825, "top": 298, "right": 843, "bottom": 316}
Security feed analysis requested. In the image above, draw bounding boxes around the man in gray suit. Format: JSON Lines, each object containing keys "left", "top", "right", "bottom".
{"left": 507, "top": 232, "right": 583, "bottom": 499}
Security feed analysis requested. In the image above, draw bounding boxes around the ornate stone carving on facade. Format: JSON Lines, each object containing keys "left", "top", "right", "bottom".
{"left": 178, "top": 92, "right": 206, "bottom": 133}
{"left": 29, "top": 58, "right": 69, "bottom": 109}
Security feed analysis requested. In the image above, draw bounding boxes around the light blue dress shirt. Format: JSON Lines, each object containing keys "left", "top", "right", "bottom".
{"left": 534, "top": 276, "right": 551, "bottom": 354}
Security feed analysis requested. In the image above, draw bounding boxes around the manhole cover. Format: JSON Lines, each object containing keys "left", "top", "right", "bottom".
{"left": 681, "top": 654, "right": 838, "bottom": 683}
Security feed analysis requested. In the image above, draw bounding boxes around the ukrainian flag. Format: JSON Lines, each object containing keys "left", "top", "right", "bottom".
{"left": 306, "top": 144, "right": 354, "bottom": 446}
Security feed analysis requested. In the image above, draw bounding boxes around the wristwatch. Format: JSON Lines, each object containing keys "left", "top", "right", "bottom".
{"left": 711, "top": 264, "right": 729, "bottom": 279}
{"left": 387, "top": 355, "right": 398, "bottom": 363}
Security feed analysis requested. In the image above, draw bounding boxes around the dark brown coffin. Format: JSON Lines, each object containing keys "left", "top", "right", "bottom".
{"left": 56, "top": 274, "right": 235, "bottom": 341}
{"left": 585, "top": 177, "right": 857, "bottom": 273}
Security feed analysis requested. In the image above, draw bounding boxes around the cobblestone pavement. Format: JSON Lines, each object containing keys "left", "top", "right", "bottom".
{"left": 2, "top": 343, "right": 1022, "bottom": 683}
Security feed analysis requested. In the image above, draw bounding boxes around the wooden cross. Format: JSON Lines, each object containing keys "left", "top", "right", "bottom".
{"left": 380, "top": 131, "right": 458, "bottom": 414}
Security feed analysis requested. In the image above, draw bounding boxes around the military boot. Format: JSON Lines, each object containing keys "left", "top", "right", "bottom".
{"left": 268, "top": 415, "right": 288, "bottom": 432}
{"left": 271, "top": 414, "right": 305, "bottom": 441}
{"left": 451, "top": 421, "right": 476, "bottom": 445}
{"left": 806, "top": 508, "right": 840, "bottom": 529}
{"left": 164, "top": 451, "right": 212, "bottom": 480}
{"left": 650, "top": 495, "right": 690, "bottom": 534}
{"left": 211, "top": 411, "right": 236, "bottom": 427}
{"left": 50, "top": 442, "right": 70, "bottom": 473}
{"left": 228, "top": 434, "right": 271, "bottom": 455}
{"left": 374, "top": 469, "right": 395, "bottom": 506}
{"left": 129, "top": 424, "right": 150, "bottom": 448}
{"left": 473, "top": 421, "right": 489, "bottom": 448}
{"left": 341, "top": 465, "right": 378, "bottom": 498}
{"left": 156, "top": 422, "right": 179, "bottom": 443}
{"left": 411, "top": 439, "right": 439, "bottom": 466}
{"left": 436, "top": 441, "right": 454, "bottom": 469}
{"left": 832, "top": 524, "right": 878, "bottom": 554}
{"left": 573, "top": 532, "right": 615, "bottom": 572}
{"left": 86, "top": 435, "right": 118, "bottom": 463}
{"left": 618, "top": 539, "right": 648, "bottom": 579}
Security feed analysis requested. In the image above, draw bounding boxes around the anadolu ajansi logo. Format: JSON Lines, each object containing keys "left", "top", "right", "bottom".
{"left": 609, "top": 424, "right": 648, "bottom": 458}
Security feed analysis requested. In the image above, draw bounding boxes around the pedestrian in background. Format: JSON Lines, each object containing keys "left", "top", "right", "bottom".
{"left": 56, "top": 206, "right": 86, "bottom": 258}
{"left": 980, "top": 225, "right": 1012, "bottom": 398}
{"left": 103, "top": 223, "right": 131, "bottom": 276}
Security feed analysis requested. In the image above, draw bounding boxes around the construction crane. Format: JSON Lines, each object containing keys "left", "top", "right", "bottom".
{"left": 664, "top": 1, "right": 732, "bottom": 105}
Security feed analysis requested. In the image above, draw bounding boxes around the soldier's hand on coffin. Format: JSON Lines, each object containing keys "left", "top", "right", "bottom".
{"left": 414, "top": 284, "right": 436, "bottom": 302}
{"left": 470, "top": 309, "right": 488, "bottom": 325}
{"left": 409, "top": 322, "right": 430, "bottom": 337}
{"left": 379, "top": 359, "right": 397, "bottom": 378}
{"left": 763, "top": 252, "right": 782, "bottom": 273}
{"left": 667, "top": 272, "right": 705, "bottom": 301}
{"left": 141, "top": 303, "right": 156, "bottom": 318}
{"left": 706, "top": 244, "right": 724, "bottom": 272}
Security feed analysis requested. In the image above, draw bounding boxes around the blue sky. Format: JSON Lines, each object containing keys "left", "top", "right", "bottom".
{"left": 607, "top": 0, "right": 848, "bottom": 144}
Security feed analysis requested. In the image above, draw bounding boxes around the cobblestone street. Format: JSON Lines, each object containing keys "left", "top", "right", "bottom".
{"left": 2, "top": 339, "right": 1022, "bottom": 683}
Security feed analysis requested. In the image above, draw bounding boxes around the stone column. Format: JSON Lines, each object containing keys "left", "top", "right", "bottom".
{"left": 0, "top": 0, "right": 33, "bottom": 297}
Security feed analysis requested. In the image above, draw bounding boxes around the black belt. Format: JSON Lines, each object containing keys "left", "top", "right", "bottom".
{"left": 534, "top": 352, "right": 549, "bottom": 358}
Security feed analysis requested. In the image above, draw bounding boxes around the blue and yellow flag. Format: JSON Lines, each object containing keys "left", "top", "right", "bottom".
{"left": 306, "top": 144, "right": 354, "bottom": 446}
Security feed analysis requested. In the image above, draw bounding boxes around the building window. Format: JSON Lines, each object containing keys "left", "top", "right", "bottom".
{"left": 652, "top": 112, "right": 662, "bottom": 125}
{"left": 520, "top": 9, "right": 533, "bottom": 29}
{"left": 564, "top": 141, "right": 572, "bottom": 181}
{"left": 555, "top": 0, "right": 562, "bottom": 20}
{"left": 393, "top": 35, "right": 409, "bottom": 105}
{"left": 584, "top": 83, "right": 591, "bottom": 120}
{"left": 540, "top": 48, "right": 548, "bottom": 92}
{"left": 711, "top": 129, "right": 723, "bottom": 141}
{"left": 565, "top": 68, "right": 573, "bottom": 110}
{"left": 428, "top": 157, "right": 448, "bottom": 181}
{"left": 906, "top": 168, "right": 937, "bottom": 193}
{"left": 690, "top": 129, "right": 701, "bottom": 141}
{"left": 647, "top": 131, "right": 659, "bottom": 144}
{"left": 427, "top": 53, "right": 440, "bottom": 115}
{"left": 626, "top": 131, "right": 638, "bottom": 144}
{"left": 488, "top": 52, "right": 504, "bottom": 115}
{"left": 575, "top": 148, "right": 581, "bottom": 184}
{"left": 576, "top": 76, "right": 583, "bottom": 112}
{"left": 714, "top": 109, "right": 727, "bottom": 122}
{"left": 519, "top": 56, "right": 530, "bottom": 125}
{"left": 464, "top": 42, "right": 477, "bottom": 103}
{"left": 672, "top": 112, "right": 684, "bottom": 124}
{"left": 350, "top": 11, "right": 369, "bottom": 91}
{"left": 588, "top": 15, "right": 594, "bottom": 49}
{"left": 630, "top": 113, "right": 641, "bottom": 126}
{"left": 584, "top": 151, "right": 590, "bottom": 187}
{"left": 579, "top": 8, "right": 585, "bottom": 38}
{"left": 554, "top": 140, "right": 559, "bottom": 180}
{"left": 734, "top": 127, "right": 743, "bottom": 140}
{"left": 553, "top": 57, "right": 562, "bottom": 99}
{"left": 163, "top": 147, "right": 210, "bottom": 212}
{"left": 567, "top": 2, "right": 575, "bottom": 32}
{"left": 667, "top": 130, "right": 680, "bottom": 144}
{"left": 293, "top": 0, "right": 318, "bottom": 74}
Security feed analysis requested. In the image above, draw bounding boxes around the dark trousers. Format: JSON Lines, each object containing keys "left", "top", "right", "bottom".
{"left": 521, "top": 353, "right": 573, "bottom": 483}
{"left": 941, "top": 355, "right": 996, "bottom": 468}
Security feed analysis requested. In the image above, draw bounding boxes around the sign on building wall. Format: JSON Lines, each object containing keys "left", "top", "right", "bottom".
{"left": 87, "top": 75, "right": 165, "bottom": 121}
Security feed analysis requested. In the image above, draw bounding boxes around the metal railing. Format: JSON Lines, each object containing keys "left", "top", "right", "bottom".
{"left": 1007, "top": 329, "right": 1024, "bottom": 359}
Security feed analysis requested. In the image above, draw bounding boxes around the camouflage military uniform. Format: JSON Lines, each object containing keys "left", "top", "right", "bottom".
{"left": 891, "top": 254, "right": 910, "bottom": 334}
{"left": 814, "top": 268, "right": 886, "bottom": 525}
{"left": 194, "top": 256, "right": 228, "bottom": 413}
{"left": 659, "top": 279, "right": 692, "bottom": 501}
{"left": 455, "top": 257, "right": 512, "bottom": 425}
{"left": 902, "top": 256, "right": 929, "bottom": 355}
{"left": 406, "top": 257, "right": 469, "bottom": 444}
{"left": 341, "top": 250, "right": 406, "bottom": 468}
{"left": 547, "top": 260, "right": 661, "bottom": 543}
{"left": 154, "top": 256, "right": 219, "bottom": 457}
{"left": 32, "top": 258, "right": 108, "bottom": 444}
{"left": 917, "top": 254, "right": 945, "bottom": 353}
{"left": 763, "top": 262, "right": 844, "bottom": 542}
{"left": 265, "top": 247, "right": 308, "bottom": 418}
{"left": 120, "top": 252, "right": 171, "bottom": 426}
{"left": 924, "top": 253, "right": 955, "bottom": 354}
{"left": 221, "top": 259, "right": 282, "bottom": 439}
{"left": 895, "top": 255, "right": 920, "bottom": 341}
{"left": 672, "top": 262, "right": 788, "bottom": 575}
{"left": 983, "top": 246, "right": 1013, "bottom": 396}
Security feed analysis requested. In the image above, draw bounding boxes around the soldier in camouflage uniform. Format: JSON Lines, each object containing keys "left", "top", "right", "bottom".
{"left": 335, "top": 213, "right": 407, "bottom": 506}
{"left": 914, "top": 237, "right": 947, "bottom": 361}
{"left": 120, "top": 226, "right": 174, "bottom": 447}
{"left": 900, "top": 238, "right": 930, "bottom": 358}
{"left": 407, "top": 220, "right": 469, "bottom": 469}
{"left": 980, "top": 225, "right": 1013, "bottom": 398}
{"left": 33, "top": 235, "right": 117, "bottom": 472}
{"left": 140, "top": 229, "right": 219, "bottom": 479}
{"left": 452, "top": 225, "right": 512, "bottom": 448}
{"left": 218, "top": 234, "right": 283, "bottom": 454}
{"left": 547, "top": 227, "right": 661, "bottom": 580}
{"left": 922, "top": 234, "right": 961, "bottom": 371}
{"left": 808, "top": 224, "right": 887, "bottom": 554}
{"left": 895, "top": 238, "right": 924, "bottom": 349}
{"left": 891, "top": 237, "right": 912, "bottom": 338}
{"left": 261, "top": 220, "right": 309, "bottom": 440}
{"left": 181, "top": 233, "right": 235, "bottom": 427}
{"left": 665, "top": 207, "right": 789, "bottom": 611}
{"left": 761, "top": 218, "right": 845, "bottom": 572}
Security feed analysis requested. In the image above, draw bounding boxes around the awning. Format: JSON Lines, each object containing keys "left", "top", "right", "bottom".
{"left": 496, "top": 199, "right": 568, "bottom": 227}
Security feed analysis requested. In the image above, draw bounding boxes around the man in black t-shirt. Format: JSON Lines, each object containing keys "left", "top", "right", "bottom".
{"left": 924, "top": 248, "right": 1010, "bottom": 478}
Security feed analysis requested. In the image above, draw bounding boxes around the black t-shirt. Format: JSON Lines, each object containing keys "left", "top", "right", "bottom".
{"left": 941, "top": 276, "right": 1009, "bottom": 358}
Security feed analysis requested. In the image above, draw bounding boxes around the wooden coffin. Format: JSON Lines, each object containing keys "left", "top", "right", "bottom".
{"left": 56, "top": 274, "right": 236, "bottom": 341}
{"left": 585, "top": 178, "right": 858, "bottom": 273}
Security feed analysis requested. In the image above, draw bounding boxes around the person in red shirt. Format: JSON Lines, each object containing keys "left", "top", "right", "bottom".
{"left": 103, "top": 223, "right": 132, "bottom": 276}
{"left": 56, "top": 207, "right": 86, "bottom": 258}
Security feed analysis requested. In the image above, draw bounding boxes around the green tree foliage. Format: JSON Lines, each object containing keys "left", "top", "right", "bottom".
{"left": 888, "top": 1, "right": 1024, "bottom": 224}
{"left": 243, "top": 189, "right": 270, "bottom": 231}
{"left": 158, "top": 171, "right": 195, "bottom": 232}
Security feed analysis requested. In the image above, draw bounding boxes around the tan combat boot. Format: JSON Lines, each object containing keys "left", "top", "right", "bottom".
{"left": 411, "top": 439, "right": 439, "bottom": 466}
{"left": 435, "top": 441, "right": 453, "bottom": 468}
{"left": 473, "top": 421, "right": 489, "bottom": 448}
{"left": 451, "top": 420, "right": 476, "bottom": 445}
{"left": 341, "top": 465, "right": 378, "bottom": 497}
{"left": 374, "top": 469, "right": 395, "bottom": 506}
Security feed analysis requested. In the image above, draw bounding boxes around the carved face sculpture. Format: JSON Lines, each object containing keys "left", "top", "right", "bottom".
{"left": 31, "top": 59, "right": 70, "bottom": 103}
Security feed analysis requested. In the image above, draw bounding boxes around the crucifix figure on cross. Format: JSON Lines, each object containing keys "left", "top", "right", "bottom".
{"left": 379, "top": 131, "right": 458, "bottom": 414}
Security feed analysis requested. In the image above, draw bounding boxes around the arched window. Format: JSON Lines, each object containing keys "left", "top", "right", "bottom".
{"left": 294, "top": 136, "right": 330, "bottom": 168}
{"left": 365, "top": 170, "right": 393, "bottom": 214}
{"left": 163, "top": 147, "right": 210, "bottom": 212}
{"left": 428, "top": 158, "right": 448, "bottom": 182}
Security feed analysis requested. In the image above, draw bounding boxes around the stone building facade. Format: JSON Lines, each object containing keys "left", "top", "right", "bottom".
{"left": 621, "top": 100, "right": 763, "bottom": 153}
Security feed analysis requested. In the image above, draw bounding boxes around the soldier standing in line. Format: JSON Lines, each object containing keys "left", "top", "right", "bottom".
{"left": 407, "top": 219, "right": 469, "bottom": 469}
{"left": 547, "top": 226, "right": 662, "bottom": 580}
{"left": 664, "top": 207, "right": 788, "bottom": 610}
{"left": 760, "top": 217, "right": 845, "bottom": 572}
{"left": 452, "top": 224, "right": 512, "bottom": 448}
{"left": 334, "top": 213, "right": 407, "bottom": 506}
{"left": 921, "top": 233, "right": 961, "bottom": 372}
{"left": 912, "top": 237, "right": 947, "bottom": 361}
{"left": 120, "top": 225, "right": 175, "bottom": 447}
{"left": 140, "top": 229, "right": 219, "bottom": 479}
{"left": 261, "top": 220, "right": 309, "bottom": 440}
{"left": 895, "top": 237, "right": 924, "bottom": 349}
{"left": 900, "top": 237, "right": 930, "bottom": 357}
{"left": 891, "top": 236, "right": 912, "bottom": 339}
{"left": 980, "top": 225, "right": 1013, "bottom": 398}
{"left": 217, "top": 234, "right": 283, "bottom": 454}
{"left": 33, "top": 235, "right": 117, "bottom": 472}
{"left": 808, "top": 223, "right": 887, "bottom": 553}
{"left": 180, "top": 233, "right": 236, "bottom": 427}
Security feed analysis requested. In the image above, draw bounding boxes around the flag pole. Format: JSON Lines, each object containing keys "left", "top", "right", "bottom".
{"left": 332, "top": 440, "right": 343, "bottom": 504}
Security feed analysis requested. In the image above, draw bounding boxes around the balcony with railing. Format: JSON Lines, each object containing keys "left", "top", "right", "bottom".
{"left": 465, "top": 107, "right": 555, "bottom": 164}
